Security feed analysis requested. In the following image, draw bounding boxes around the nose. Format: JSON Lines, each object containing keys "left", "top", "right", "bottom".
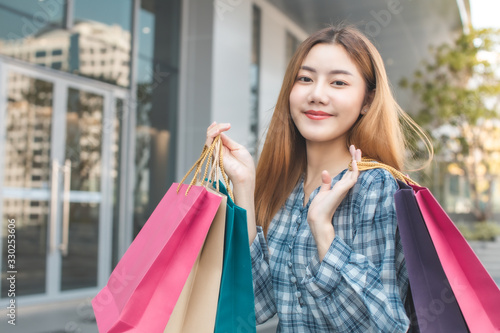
{"left": 308, "top": 81, "right": 329, "bottom": 105}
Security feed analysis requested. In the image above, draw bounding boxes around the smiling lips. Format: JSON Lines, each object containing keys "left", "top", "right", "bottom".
{"left": 304, "top": 110, "right": 332, "bottom": 120}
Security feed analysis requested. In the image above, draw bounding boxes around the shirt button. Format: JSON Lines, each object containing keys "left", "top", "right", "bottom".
{"left": 287, "top": 261, "right": 292, "bottom": 268}
{"left": 290, "top": 276, "right": 297, "bottom": 283}
{"left": 288, "top": 244, "right": 293, "bottom": 251}
{"left": 295, "top": 291, "right": 301, "bottom": 298}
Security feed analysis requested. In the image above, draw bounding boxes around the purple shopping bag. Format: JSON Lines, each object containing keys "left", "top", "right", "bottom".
{"left": 395, "top": 180, "right": 468, "bottom": 332}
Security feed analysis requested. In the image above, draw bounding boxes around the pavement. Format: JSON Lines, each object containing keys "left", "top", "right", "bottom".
{"left": 0, "top": 297, "right": 279, "bottom": 333}
{"left": 0, "top": 297, "right": 99, "bottom": 333}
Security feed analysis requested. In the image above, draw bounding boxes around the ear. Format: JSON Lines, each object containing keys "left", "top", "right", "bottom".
{"left": 361, "top": 89, "right": 375, "bottom": 115}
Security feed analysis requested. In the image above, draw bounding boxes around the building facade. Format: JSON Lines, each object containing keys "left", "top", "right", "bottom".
{"left": 0, "top": 0, "right": 469, "bottom": 312}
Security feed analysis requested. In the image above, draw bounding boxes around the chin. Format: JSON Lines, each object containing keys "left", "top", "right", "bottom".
{"left": 298, "top": 130, "right": 337, "bottom": 143}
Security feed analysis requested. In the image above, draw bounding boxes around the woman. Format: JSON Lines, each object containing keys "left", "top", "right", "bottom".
{"left": 206, "top": 24, "right": 430, "bottom": 332}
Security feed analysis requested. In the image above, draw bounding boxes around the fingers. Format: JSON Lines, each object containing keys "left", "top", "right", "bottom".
{"left": 348, "top": 145, "right": 360, "bottom": 177}
{"left": 355, "top": 148, "right": 362, "bottom": 162}
{"left": 206, "top": 122, "right": 231, "bottom": 146}
{"left": 208, "top": 121, "right": 217, "bottom": 130}
{"left": 351, "top": 158, "right": 358, "bottom": 174}
{"left": 220, "top": 132, "right": 242, "bottom": 151}
{"left": 319, "top": 170, "right": 332, "bottom": 192}
{"left": 345, "top": 145, "right": 362, "bottom": 181}
{"left": 349, "top": 145, "right": 362, "bottom": 162}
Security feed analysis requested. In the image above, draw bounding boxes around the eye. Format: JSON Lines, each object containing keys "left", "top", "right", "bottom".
{"left": 332, "top": 80, "right": 347, "bottom": 86}
{"left": 297, "top": 76, "right": 312, "bottom": 82}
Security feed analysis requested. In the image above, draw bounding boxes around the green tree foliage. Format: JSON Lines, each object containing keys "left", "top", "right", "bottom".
{"left": 401, "top": 27, "right": 500, "bottom": 222}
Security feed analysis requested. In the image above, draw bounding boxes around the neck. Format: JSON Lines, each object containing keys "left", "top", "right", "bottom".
{"left": 304, "top": 138, "right": 351, "bottom": 188}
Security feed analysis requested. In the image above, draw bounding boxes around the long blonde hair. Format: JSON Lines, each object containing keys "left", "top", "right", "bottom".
{"left": 255, "top": 24, "right": 432, "bottom": 235}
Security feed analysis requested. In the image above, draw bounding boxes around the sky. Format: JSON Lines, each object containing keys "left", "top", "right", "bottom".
{"left": 470, "top": 0, "right": 500, "bottom": 28}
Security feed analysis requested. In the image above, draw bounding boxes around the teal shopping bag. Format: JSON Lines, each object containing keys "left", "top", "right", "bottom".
{"left": 215, "top": 181, "right": 256, "bottom": 333}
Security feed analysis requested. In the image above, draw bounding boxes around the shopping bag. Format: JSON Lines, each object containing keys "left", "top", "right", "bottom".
{"left": 164, "top": 188, "right": 227, "bottom": 333}
{"left": 164, "top": 134, "right": 235, "bottom": 333}
{"left": 93, "top": 135, "right": 230, "bottom": 333}
{"left": 414, "top": 185, "right": 500, "bottom": 332}
{"left": 214, "top": 181, "right": 257, "bottom": 333}
{"left": 394, "top": 180, "right": 468, "bottom": 332}
{"left": 92, "top": 183, "right": 222, "bottom": 332}
{"left": 355, "top": 159, "right": 500, "bottom": 333}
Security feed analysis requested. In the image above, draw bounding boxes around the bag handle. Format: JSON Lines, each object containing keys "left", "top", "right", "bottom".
{"left": 349, "top": 158, "right": 420, "bottom": 186}
{"left": 177, "top": 135, "right": 234, "bottom": 201}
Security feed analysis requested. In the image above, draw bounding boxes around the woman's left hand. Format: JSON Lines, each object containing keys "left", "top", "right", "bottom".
{"left": 307, "top": 145, "right": 362, "bottom": 260}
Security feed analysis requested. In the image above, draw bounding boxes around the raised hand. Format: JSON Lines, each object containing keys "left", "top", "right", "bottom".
{"left": 307, "top": 145, "right": 362, "bottom": 260}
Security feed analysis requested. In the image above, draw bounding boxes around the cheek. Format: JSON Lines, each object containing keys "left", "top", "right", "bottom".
{"left": 338, "top": 90, "right": 365, "bottom": 113}
{"left": 290, "top": 82, "right": 309, "bottom": 104}
{"left": 289, "top": 88, "right": 301, "bottom": 120}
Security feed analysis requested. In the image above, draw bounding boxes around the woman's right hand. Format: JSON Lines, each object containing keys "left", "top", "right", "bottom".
{"left": 207, "top": 122, "right": 258, "bottom": 244}
{"left": 206, "top": 122, "right": 256, "bottom": 189}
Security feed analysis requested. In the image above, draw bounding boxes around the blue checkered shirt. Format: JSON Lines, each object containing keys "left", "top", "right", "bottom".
{"left": 250, "top": 168, "right": 411, "bottom": 332}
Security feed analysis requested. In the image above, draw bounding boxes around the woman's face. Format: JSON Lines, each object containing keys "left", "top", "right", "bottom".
{"left": 289, "top": 43, "right": 367, "bottom": 145}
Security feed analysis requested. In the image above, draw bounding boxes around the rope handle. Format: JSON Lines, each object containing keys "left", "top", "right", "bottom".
{"left": 177, "top": 135, "right": 234, "bottom": 201}
{"left": 349, "top": 158, "right": 420, "bottom": 186}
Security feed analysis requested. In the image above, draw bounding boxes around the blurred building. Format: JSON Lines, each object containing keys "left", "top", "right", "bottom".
{"left": 0, "top": 0, "right": 469, "bottom": 320}
{"left": 1, "top": 20, "right": 131, "bottom": 87}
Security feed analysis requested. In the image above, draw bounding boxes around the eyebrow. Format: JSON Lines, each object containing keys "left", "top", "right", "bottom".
{"left": 300, "top": 65, "right": 353, "bottom": 76}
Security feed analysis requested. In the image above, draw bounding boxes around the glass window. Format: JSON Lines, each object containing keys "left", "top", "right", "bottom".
{"left": 0, "top": 0, "right": 65, "bottom": 41}
{"left": 133, "top": 0, "right": 181, "bottom": 237}
{"left": 72, "top": 0, "right": 133, "bottom": 87}
{"left": 0, "top": 0, "right": 133, "bottom": 87}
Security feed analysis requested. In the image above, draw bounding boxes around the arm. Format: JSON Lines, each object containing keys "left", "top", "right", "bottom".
{"left": 249, "top": 226, "right": 277, "bottom": 324}
{"left": 302, "top": 171, "right": 410, "bottom": 332}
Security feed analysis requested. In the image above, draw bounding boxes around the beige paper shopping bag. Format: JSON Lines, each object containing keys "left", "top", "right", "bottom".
{"left": 164, "top": 187, "right": 227, "bottom": 333}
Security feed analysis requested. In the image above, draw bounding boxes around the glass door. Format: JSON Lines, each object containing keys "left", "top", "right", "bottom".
{"left": 0, "top": 62, "right": 116, "bottom": 301}
{"left": 0, "top": 72, "right": 54, "bottom": 297}
{"left": 60, "top": 87, "right": 105, "bottom": 291}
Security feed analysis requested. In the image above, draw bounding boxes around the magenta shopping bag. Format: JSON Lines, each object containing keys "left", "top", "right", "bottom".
{"left": 414, "top": 185, "right": 500, "bottom": 333}
{"left": 92, "top": 183, "right": 222, "bottom": 333}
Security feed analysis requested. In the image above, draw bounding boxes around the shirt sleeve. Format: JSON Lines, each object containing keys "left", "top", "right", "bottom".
{"left": 302, "top": 170, "right": 410, "bottom": 333}
{"left": 250, "top": 226, "right": 277, "bottom": 324}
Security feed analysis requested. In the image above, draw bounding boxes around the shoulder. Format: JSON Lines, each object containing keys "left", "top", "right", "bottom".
{"left": 351, "top": 167, "right": 398, "bottom": 204}
{"left": 357, "top": 167, "right": 398, "bottom": 190}
{"left": 350, "top": 168, "right": 399, "bottom": 222}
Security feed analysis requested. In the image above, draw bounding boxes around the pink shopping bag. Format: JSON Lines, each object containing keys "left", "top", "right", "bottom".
{"left": 414, "top": 185, "right": 500, "bottom": 333}
{"left": 92, "top": 183, "right": 223, "bottom": 333}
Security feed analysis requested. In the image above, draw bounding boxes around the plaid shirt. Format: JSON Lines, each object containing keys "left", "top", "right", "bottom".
{"left": 250, "top": 168, "right": 411, "bottom": 332}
